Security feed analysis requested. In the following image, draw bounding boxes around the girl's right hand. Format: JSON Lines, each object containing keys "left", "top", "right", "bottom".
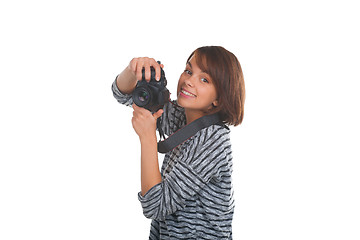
{"left": 128, "top": 57, "right": 164, "bottom": 82}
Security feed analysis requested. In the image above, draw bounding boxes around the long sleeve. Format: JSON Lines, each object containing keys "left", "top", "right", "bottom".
{"left": 111, "top": 78, "right": 133, "bottom": 106}
{"left": 138, "top": 124, "right": 233, "bottom": 221}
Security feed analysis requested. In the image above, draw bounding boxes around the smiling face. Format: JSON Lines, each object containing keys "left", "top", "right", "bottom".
{"left": 176, "top": 53, "right": 218, "bottom": 123}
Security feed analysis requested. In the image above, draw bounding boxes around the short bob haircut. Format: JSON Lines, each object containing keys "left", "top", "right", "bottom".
{"left": 187, "top": 46, "right": 245, "bottom": 126}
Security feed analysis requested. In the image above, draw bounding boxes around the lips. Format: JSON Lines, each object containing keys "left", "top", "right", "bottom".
{"left": 180, "top": 88, "right": 196, "bottom": 97}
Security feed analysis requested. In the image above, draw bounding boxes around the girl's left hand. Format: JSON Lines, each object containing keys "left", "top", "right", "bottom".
{"left": 131, "top": 104, "right": 163, "bottom": 140}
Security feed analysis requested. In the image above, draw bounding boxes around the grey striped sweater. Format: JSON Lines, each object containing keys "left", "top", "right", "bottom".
{"left": 112, "top": 81, "right": 234, "bottom": 239}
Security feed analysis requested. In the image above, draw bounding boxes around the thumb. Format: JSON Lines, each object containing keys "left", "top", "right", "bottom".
{"left": 153, "top": 109, "right": 164, "bottom": 120}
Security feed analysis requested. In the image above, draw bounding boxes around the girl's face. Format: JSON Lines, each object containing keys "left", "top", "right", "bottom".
{"left": 177, "top": 54, "right": 218, "bottom": 120}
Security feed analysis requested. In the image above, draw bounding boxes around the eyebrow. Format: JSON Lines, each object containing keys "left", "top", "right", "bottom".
{"left": 186, "top": 61, "right": 211, "bottom": 78}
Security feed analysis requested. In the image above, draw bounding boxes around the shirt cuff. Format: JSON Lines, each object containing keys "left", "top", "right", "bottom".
{"left": 138, "top": 182, "right": 162, "bottom": 203}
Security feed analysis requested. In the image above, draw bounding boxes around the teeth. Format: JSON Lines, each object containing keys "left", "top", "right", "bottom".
{"left": 181, "top": 89, "right": 196, "bottom": 97}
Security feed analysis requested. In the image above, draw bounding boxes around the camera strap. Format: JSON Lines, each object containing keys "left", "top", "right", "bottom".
{"left": 157, "top": 113, "right": 224, "bottom": 153}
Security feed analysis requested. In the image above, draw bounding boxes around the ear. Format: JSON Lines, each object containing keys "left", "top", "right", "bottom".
{"left": 212, "top": 100, "right": 219, "bottom": 107}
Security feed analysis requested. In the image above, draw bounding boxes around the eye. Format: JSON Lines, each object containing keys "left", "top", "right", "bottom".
{"left": 184, "top": 69, "right": 192, "bottom": 75}
{"left": 201, "top": 78, "right": 209, "bottom": 83}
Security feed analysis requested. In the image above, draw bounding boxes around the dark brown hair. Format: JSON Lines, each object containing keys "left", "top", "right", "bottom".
{"left": 187, "top": 46, "right": 245, "bottom": 126}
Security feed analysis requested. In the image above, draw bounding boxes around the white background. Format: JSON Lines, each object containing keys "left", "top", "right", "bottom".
{"left": 1, "top": 0, "right": 359, "bottom": 239}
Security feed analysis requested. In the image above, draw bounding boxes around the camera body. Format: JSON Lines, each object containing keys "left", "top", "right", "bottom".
{"left": 132, "top": 64, "right": 170, "bottom": 112}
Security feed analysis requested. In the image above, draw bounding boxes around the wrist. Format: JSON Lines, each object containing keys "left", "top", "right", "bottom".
{"left": 139, "top": 131, "right": 157, "bottom": 144}
{"left": 116, "top": 68, "right": 137, "bottom": 94}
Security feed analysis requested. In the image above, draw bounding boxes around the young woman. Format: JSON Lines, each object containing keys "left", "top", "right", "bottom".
{"left": 112, "top": 46, "right": 245, "bottom": 239}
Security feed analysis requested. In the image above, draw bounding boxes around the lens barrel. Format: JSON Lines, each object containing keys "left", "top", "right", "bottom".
{"left": 133, "top": 86, "right": 151, "bottom": 107}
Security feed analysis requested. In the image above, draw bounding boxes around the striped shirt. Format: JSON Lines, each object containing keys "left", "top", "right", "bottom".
{"left": 112, "top": 80, "right": 235, "bottom": 239}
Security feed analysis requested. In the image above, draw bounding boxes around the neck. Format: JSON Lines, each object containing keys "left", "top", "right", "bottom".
{"left": 184, "top": 109, "right": 206, "bottom": 124}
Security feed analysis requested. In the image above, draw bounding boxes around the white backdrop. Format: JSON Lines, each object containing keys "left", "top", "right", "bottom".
{"left": 1, "top": 0, "right": 359, "bottom": 239}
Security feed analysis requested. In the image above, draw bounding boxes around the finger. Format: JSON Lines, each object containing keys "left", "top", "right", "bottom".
{"left": 132, "top": 108, "right": 137, "bottom": 120}
{"left": 131, "top": 116, "right": 136, "bottom": 129}
{"left": 129, "top": 58, "right": 138, "bottom": 73}
{"left": 132, "top": 103, "right": 143, "bottom": 111}
{"left": 132, "top": 107, "right": 142, "bottom": 121}
{"left": 133, "top": 103, "right": 149, "bottom": 115}
{"left": 144, "top": 60, "right": 151, "bottom": 82}
{"left": 153, "top": 109, "right": 164, "bottom": 120}
{"left": 150, "top": 58, "right": 161, "bottom": 81}
{"left": 135, "top": 59, "right": 144, "bottom": 81}
{"left": 155, "top": 64, "right": 161, "bottom": 81}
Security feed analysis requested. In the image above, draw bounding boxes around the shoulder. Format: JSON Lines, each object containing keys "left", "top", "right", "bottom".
{"left": 195, "top": 124, "right": 230, "bottom": 146}
{"left": 181, "top": 124, "right": 231, "bottom": 160}
{"left": 179, "top": 124, "right": 232, "bottom": 180}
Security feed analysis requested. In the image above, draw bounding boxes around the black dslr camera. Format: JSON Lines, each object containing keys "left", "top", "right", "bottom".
{"left": 133, "top": 62, "right": 170, "bottom": 112}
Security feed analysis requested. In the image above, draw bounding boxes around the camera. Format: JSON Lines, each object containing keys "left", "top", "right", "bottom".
{"left": 132, "top": 62, "right": 170, "bottom": 112}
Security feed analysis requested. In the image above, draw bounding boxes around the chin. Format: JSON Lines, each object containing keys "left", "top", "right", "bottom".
{"left": 177, "top": 99, "right": 197, "bottom": 111}
{"left": 176, "top": 97, "right": 185, "bottom": 108}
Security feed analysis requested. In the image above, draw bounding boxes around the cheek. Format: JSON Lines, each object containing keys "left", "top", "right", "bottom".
{"left": 177, "top": 76, "right": 185, "bottom": 94}
{"left": 201, "top": 86, "right": 217, "bottom": 102}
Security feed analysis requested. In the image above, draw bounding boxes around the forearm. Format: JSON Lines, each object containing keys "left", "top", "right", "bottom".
{"left": 116, "top": 66, "right": 137, "bottom": 94}
{"left": 139, "top": 133, "right": 162, "bottom": 196}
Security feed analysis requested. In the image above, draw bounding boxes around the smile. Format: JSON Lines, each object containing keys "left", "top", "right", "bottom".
{"left": 180, "top": 88, "right": 196, "bottom": 97}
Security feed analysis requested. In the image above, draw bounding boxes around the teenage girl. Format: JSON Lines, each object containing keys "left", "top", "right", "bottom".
{"left": 112, "top": 46, "right": 245, "bottom": 239}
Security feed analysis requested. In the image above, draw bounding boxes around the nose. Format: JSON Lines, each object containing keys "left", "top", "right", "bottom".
{"left": 184, "top": 76, "right": 195, "bottom": 87}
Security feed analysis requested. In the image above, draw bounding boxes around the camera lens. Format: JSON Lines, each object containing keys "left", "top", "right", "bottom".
{"left": 138, "top": 90, "right": 149, "bottom": 102}
{"left": 133, "top": 87, "right": 151, "bottom": 107}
